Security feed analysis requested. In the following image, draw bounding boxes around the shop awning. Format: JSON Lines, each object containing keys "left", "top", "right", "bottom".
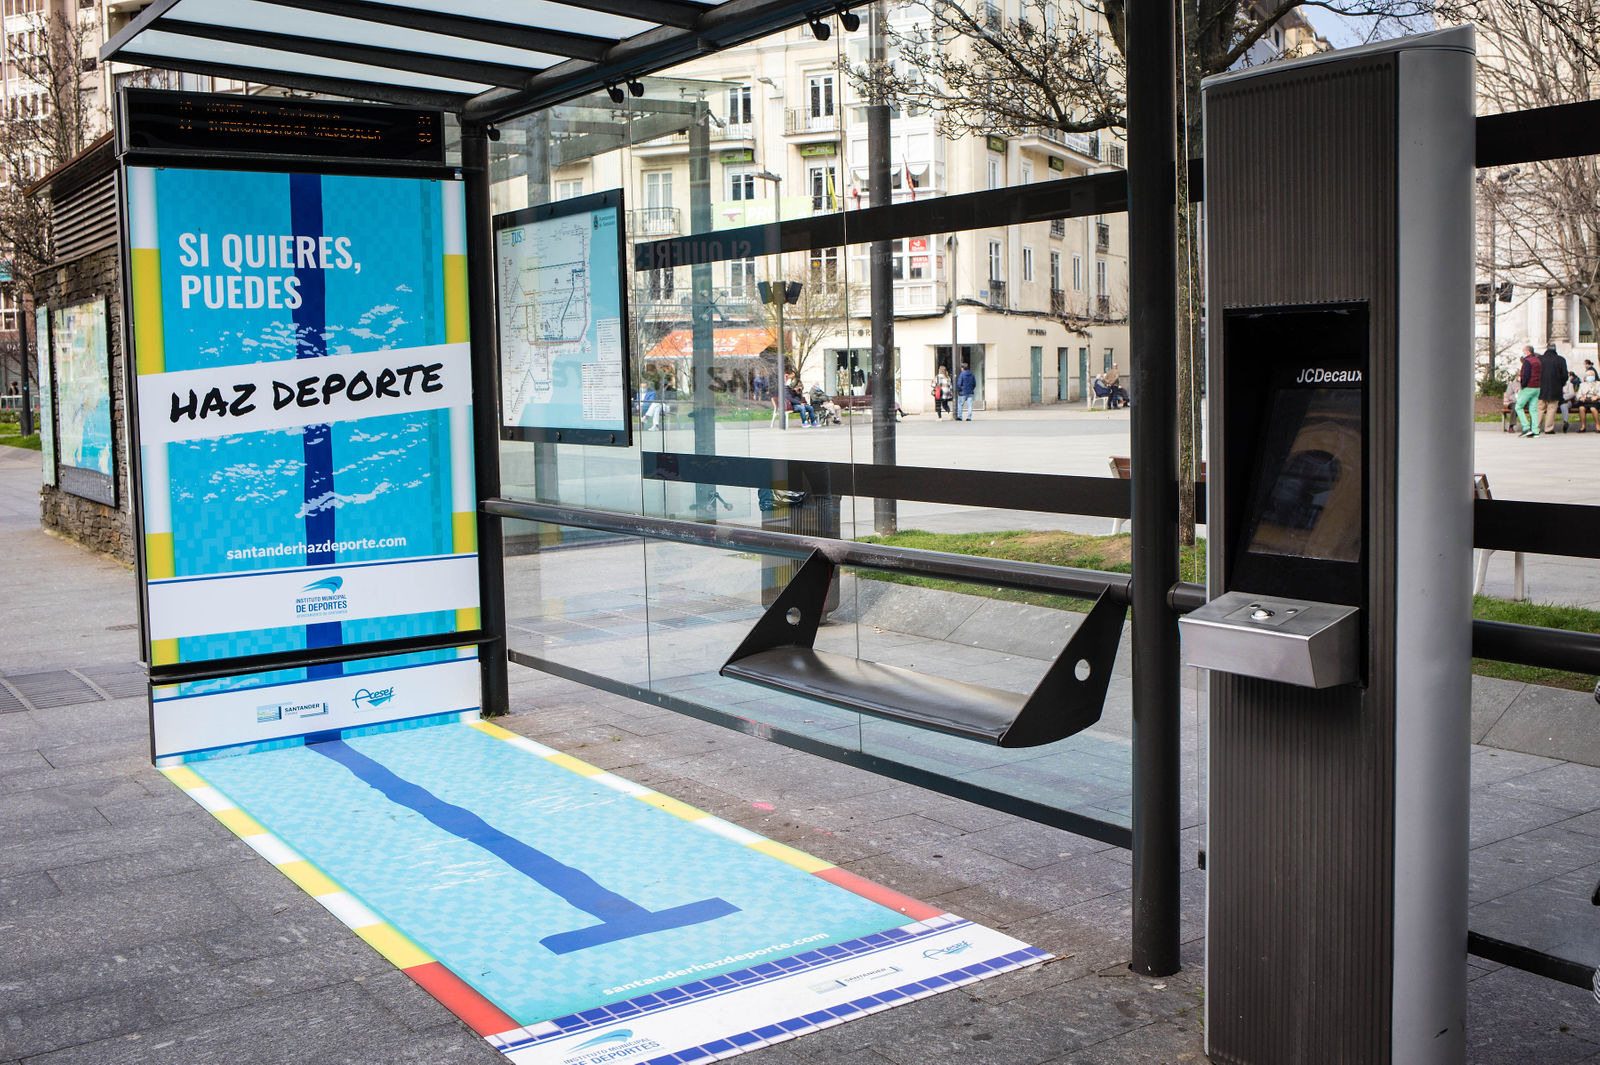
{"left": 644, "top": 327, "right": 776, "bottom": 362}
{"left": 101, "top": 0, "right": 863, "bottom": 124}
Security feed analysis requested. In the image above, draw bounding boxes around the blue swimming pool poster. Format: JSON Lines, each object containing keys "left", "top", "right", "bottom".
{"left": 495, "top": 188, "right": 631, "bottom": 447}
{"left": 125, "top": 163, "right": 482, "bottom": 759}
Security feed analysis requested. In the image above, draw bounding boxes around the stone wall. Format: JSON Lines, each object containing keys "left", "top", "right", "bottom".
{"left": 36, "top": 242, "right": 134, "bottom": 565}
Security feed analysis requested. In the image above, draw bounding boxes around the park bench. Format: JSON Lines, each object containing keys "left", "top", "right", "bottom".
{"left": 1473, "top": 472, "right": 1524, "bottom": 598}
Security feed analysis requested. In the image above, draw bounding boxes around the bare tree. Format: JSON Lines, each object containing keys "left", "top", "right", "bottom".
{"left": 850, "top": 0, "right": 1460, "bottom": 541}
{"left": 757, "top": 261, "right": 860, "bottom": 388}
{"left": 1473, "top": 0, "right": 1600, "bottom": 360}
{"left": 0, "top": 7, "right": 105, "bottom": 397}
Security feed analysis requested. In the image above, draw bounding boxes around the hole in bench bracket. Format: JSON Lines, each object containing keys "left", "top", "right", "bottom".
{"left": 719, "top": 549, "right": 1128, "bottom": 748}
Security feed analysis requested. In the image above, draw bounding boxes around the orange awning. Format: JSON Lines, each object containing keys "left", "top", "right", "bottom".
{"left": 644, "top": 328, "right": 777, "bottom": 362}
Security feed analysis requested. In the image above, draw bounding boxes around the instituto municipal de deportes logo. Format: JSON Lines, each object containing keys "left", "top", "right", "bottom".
{"left": 296, "top": 574, "right": 349, "bottom": 618}
{"left": 562, "top": 1028, "right": 662, "bottom": 1065}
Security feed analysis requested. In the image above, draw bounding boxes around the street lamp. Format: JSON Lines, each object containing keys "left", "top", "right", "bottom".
{"left": 752, "top": 170, "right": 789, "bottom": 430}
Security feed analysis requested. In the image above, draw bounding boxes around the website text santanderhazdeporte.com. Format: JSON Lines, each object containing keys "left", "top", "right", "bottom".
{"left": 225, "top": 536, "right": 407, "bottom": 562}
{"left": 601, "top": 933, "right": 831, "bottom": 996}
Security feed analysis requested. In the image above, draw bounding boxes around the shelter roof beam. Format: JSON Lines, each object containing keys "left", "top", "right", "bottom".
{"left": 155, "top": 18, "right": 533, "bottom": 89}
{"left": 264, "top": 0, "right": 615, "bottom": 62}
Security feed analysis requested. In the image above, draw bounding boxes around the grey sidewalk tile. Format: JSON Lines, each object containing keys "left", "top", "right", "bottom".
{"left": 1484, "top": 685, "right": 1600, "bottom": 768}
{"left": 1470, "top": 864, "right": 1600, "bottom": 967}
{"left": 0, "top": 873, "right": 247, "bottom": 974}
{"left": 963, "top": 820, "right": 1120, "bottom": 870}
{"left": 45, "top": 837, "right": 255, "bottom": 896}
{"left": 192, "top": 911, "right": 351, "bottom": 966}
{"left": 141, "top": 940, "right": 389, "bottom": 1023}
{"left": 16, "top": 982, "right": 493, "bottom": 1065}
{"left": 1047, "top": 1016, "right": 1208, "bottom": 1064}
{"left": 0, "top": 870, "right": 60, "bottom": 910}
{"left": 1473, "top": 675, "right": 1526, "bottom": 744}
{"left": 0, "top": 748, "right": 48, "bottom": 772}
{"left": 1467, "top": 966, "right": 1600, "bottom": 1065}
{"left": 3, "top": 815, "right": 236, "bottom": 880}
{"left": 0, "top": 938, "right": 213, "bottom": 1014}
{"left": 0, "top": 986, "right": 164, "bottom": 1059}
{"left": 0, "top": 768, "right": 150, "bottom": 805}
{"left": 0, "top": 804, "right": 107, "bottom": 846}
{"left": 1469, "top": 825, "right": 1600, "bottom": 905}
{"left": 838, "top": 851, "right": 976, "bottom": 901}
{"left": 1487, "top": 762, "right": 1600, "bottom": 815}
{"left": 34, "top": 738, "right": 150, "bottom": 770}
{"left": 357, "top": 968, "right": 462, "bottom": 1033}
{"left": 1474, "top": 746, "right": 1569, "bottom": 788}
{"left": 1472, "top": 792, "right": 1576, "bottom": 848}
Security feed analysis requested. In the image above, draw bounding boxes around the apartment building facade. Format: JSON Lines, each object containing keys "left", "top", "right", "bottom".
{"left": 514, "top": 3, "right": 1132, "bottom": 414}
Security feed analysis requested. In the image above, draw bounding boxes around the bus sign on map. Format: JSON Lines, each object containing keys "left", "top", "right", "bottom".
{"left": 495, "top": 189, "right": 631, "bottom": 447}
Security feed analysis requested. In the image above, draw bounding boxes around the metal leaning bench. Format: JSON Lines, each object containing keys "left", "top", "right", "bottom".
{"left": 720, "top": 549, "right": 1129, "bottom": 748}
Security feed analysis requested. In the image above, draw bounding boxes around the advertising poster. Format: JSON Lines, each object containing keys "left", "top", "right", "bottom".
{"left": 496, "top": 189, "right": 631, "bottom": 446}
{"left": 35, "top": 305, "right": 54, "bottom": 485}
{"left": 126, "top": 164, "right": 480, "bottom": 754}
{"left": 51, "top": 299, "right": 113, "bottom": 503}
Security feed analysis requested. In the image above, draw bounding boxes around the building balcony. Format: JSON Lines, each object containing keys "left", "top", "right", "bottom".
{"left": 1096, "top": 222, "right": 1111, "bottom": 251}
{"left": 1096, "top": 294, "right": 1112, "bottom": 318}
{"left": 1050, "top": 289, "right": 1066, "bottom": 315}
{"left": 986, "top": 279, "right": 1008, "bottom": 309}
{"left": 1049, "top": 219, "right": 1065, "bottom": 239}
{"left": 628, "top": 207, "right": 682, "bottom": 238}
{"left": 785, "top": 108, "right": 839, "bottom": 135}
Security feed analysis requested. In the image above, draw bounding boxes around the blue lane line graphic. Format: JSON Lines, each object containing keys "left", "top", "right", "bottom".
{"left": 290, "top": 172, "right": 343, "bottom": 677}
{"left": 311, "top": 739, "right": 740, "bottom": 954}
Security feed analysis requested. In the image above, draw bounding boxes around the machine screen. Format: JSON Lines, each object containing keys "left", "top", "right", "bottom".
{"left": 1242, "top": 384, "right": 1363, "bottom": 563}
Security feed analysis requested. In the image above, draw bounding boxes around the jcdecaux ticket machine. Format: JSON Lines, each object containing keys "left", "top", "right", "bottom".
{"left": 1183, "top": 28, "right": 1476, "bottom": 1065}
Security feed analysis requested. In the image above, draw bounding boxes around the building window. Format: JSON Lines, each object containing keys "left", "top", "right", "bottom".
{"left": 1096, "top": 258, "right": 1107, "bottom": 295}
{"left": 1072, "top": 253, "right": 1083, "bottom": 291}
{"left": 726, "top": 83, "right": 752, "bottom": 125}
{"left": 728, "top": 168, "right": 755, "bottom": 200}
{"left": 987, "top": 157, "right": 1001, "bottom": 190}
{"left": 988, "top": 240, "right": 1003, "bottom": 282}
{"left": 1022, "top": 246, "right": 1034, "bottom": 283}
{"left": 648, "top": 268, "right": 675, "bottom": 300}
{"left": 729, "top": 257, "right": 756, "bottom": 297}
{"left": 1021, "top": 160, "right": 1033, "bottom": 185}
{"left": 644, "top": 170, "right": 673, "bottom": 209}
{"left": 1581, "top": 300, "right": 1596, "bottom": 345}
{"left": 809, "top": 247, "right": 840, "bottom": 287}
{"left": 1049, "top": 250, "right": 1061, "bottom": 290}
{"left": 554, "top": 179, "right": 584, "bottom": 200}
{"left": 809, "top": 164, "right": 838, "bottom": 210}
{"left": 807, "top": 73, "right": 834, "bottom": 118}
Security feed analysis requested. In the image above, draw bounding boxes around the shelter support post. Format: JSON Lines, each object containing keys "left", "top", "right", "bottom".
{"left": 462, "top": 122, "right": 510, "bottom": 717}
{"left": 690, "top": 101, "right": 717, "bottom": 511}
{"left": 1125, "top": 0, "right": 1183, "bottom": 976}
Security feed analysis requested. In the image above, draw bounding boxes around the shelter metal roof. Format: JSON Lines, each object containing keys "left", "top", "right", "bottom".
{"left": 102, "top": 0, "right": 860, "bottom": 125}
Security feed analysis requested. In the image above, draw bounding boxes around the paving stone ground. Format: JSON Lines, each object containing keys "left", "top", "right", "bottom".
{"left": 4, "top": 434, "right": 1599, "bottom": 1064}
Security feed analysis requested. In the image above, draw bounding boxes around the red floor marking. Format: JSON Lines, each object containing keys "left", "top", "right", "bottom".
{"left": 815, "top": 867, "right": 944, "bottom": 922}
{"left": 406, "top": 961, "right": 520, "bottom": 1036}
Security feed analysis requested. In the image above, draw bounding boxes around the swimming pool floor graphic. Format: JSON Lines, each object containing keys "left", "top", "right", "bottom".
{"left": 165, "top": 719, "right": 1049, "bottom": 1065}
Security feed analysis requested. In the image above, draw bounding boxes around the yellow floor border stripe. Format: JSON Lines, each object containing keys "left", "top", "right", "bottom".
{"left": 162, "top": 764, "right": 436, "bottom": 971}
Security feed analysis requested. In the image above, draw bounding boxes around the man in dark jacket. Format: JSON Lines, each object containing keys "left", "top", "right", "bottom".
{"left": 1538, "top": 344, "right": 1568, "bottom": 435}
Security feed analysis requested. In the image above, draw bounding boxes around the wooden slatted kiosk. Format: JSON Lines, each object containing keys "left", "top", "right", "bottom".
{"left": 720, "top": 550, "right": 1128, "bottom": 748}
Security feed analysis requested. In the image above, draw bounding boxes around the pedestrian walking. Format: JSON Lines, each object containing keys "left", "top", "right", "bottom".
{"left": 1514, "top": 344, "right": 1542, "bottom": 437}
{"left": 955, "top": 362, "right": 976, "bottom": 421}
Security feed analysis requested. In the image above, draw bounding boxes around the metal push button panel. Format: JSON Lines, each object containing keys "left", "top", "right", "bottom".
{"left": 1180, "top": 590, "right": 1360, "bottom": 688}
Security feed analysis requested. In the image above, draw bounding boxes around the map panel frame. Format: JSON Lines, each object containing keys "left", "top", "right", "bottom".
{"left": 494, "top": 188, "right": 632, "bottom": 448}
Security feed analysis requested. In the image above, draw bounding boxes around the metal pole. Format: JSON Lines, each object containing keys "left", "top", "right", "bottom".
{"left": 867, "top": 0, "right": 896, "bottom": 535}
{"left": 1125, "top": 0, "right": 1182, "bottom": 976}
{"left": 461, "top": 123, "right": 510, "bottom": 717}
{"left": 18, "top": 298, "right": 32, "bottom": 438}
{"left": 689, "top": 102, "right": 716, "bottom": 508}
